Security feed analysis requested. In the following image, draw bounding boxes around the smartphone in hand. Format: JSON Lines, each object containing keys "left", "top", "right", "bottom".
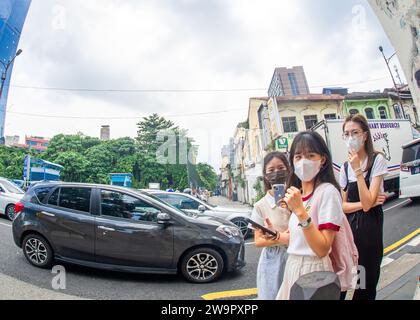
{"left": 273, "top": 184, "right": 285, "bottom": 206}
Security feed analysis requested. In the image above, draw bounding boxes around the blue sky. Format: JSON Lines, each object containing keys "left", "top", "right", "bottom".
{"left": 4, "top": 0, "right": 403, "bottom": 170}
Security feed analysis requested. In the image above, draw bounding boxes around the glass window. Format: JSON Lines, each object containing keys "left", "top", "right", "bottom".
{"left": 324, "top": 114, "right": 337, "bottom": 120}
{"left": 156, "top": 194, "right": 200, "bottom": 210}
{"left": 48, "top": 188, "right": 60, "bottom": 206}
{"left": 379, "top": 106, "right": 388, "bottom": 119}
{"left": 349, "top": 109, "right": 359, "bottom": 116}
{"left": 100, "top": 190, "right": 161, "bottom": 222}
{"left": 0, "top": 180, "right": 24, "bottom": 194}
{"left": 402, "top": 142, "right": 420, "bottom": 163}
{"left": 365, "top": 108, "right": 375, "bottom": 119}
{"left": 33, "top": 186, "right": 54, "bottom": 203}
{"left": 288, "top": 73, "right": 300, "bottom": 96}
{"left": 393, "top": 104, "right": 403, "bottom": 119}
{"left": 58, "top": 188, "right": 91, "bottom": 213}
{"left": 304, "top": 115, "right": 318, "bottom": 130}
{"left": 282, "top": 117, "right": 298, "bottom": 133}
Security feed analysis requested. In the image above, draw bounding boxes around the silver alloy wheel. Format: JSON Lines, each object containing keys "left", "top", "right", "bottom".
{"left": 6, "top": 205, "right": 15, "bottom": 221}
{"left": 186, "top": 253, "right": 219, "bottom": 281}
{"left": 25, "top": 238, "right": 48, "bottom": 265}
{"left": 233, "top": 219, "right": 249, "bottom": 237}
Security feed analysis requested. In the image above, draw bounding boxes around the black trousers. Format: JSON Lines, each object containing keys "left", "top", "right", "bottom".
{"left": 348, "top": 208, "right": 384, "bottom": 300}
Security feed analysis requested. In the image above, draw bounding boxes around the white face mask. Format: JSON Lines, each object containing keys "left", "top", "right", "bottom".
{"left": 294, "top": 159, "right": 322, "bottom": 182}
{"left": 346, "top": 136, "right": 364, "bottom": 153}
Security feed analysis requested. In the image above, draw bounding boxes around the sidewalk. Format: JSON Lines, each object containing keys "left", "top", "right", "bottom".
{"left": 208, "top": 196, "right": 253, "bottom": 210}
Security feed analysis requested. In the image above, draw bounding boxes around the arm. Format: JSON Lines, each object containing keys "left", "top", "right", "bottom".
{"left": 356, "top": 175, "right": 384, "bottom": 213}
{"left": 295, "top": 208, "right": 336, "bottom": 258}
{"left": 284, "top": 187, "right": 336, "bottom": 258}
{"left": 254, "top": 229, "right": 289, "bottom": 248}
{"left": 341, "top": 189, "right": 364, "bottom": 214}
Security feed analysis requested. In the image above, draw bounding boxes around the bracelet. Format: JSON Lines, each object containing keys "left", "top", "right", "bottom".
{"left": 354, "top": 167, "right": 362, "bottom": 173}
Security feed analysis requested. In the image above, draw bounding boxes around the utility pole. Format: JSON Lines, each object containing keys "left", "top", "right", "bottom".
{"left": 379, "top": 46, "right": 406, "bottom": 119}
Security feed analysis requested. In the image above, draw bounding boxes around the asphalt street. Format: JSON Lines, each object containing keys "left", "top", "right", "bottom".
{"left": 0, "top": 195, "right": 418, "bottom": 300}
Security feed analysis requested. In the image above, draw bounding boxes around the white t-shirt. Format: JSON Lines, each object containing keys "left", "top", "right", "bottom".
{"left": 339, "top": 153, "right": 388, "bottom": 192}
{"left": 250, "top": 192, "right": 290, "bottom": 233}
{"left": 287, "top": 183, "right": 344, "bottom": 257}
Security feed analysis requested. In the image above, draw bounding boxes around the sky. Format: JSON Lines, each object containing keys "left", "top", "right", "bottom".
{"left": 5, "top": 0, "right": 405, "bottom": 172}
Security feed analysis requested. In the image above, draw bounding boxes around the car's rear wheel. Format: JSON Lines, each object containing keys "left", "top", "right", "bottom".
{"left": 180, "top": 248, "right": 224, "bottom": 283}
{"left": 22, "top": 234, "right": 53, "bottom": 269}
{"left": 231, "top": 218, "right": 250, "bottom": 239}
{"left": 5, "top": 204, "right": 15, "bottom": 221}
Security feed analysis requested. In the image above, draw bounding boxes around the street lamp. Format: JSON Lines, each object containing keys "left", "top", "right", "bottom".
{"left": 0, "top": 49, "right": 23, "bottom": 101}
{"left": 378, "top": 46, "right": 406, "bottom": 119}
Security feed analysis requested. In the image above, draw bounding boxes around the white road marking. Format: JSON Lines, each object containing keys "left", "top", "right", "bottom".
{"left": 381, "top": 257, "right": 395, "bottom": 268}
{"left": 407, "top": 235, "right": 420, "bottom": 247}
{"left": 383, "top": 199, "right": 411, "bottom": 212}
{"left": 0, "top": 222, "right": 12, "bottom": 228}
{"left": 245, "top": 242, "right": 255, "bottom": 246}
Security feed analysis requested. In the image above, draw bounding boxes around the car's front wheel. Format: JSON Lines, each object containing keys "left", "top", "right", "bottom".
{"left": 180, "top": 248, "right": 224, "bottom": 283}
{"left": 231, "top": 218, "right": 250, "bottom": 239}
{"left": 22, "top": 234, "right": 54, "bottom": 269}
{"left": 5, "top": 204, "right": 16, "bottom": 221}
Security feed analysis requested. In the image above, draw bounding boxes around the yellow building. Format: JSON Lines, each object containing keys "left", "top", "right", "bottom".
{"left": 267, "top": 94, "right": 344, "bottom": 152}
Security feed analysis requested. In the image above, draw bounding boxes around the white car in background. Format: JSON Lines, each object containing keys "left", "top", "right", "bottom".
{"left": 0, "top": 178, "right": 25, "bottom": 221}
{"left": 144, "top": 190, "right": 253, "bottom": 238}
{"left": 400, "top": 138, "right": 420, "bottom": 203}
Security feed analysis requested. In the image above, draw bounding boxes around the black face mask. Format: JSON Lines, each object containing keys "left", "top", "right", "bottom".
{"left": 265, "top": 170, "right": 288, "bottom": 186}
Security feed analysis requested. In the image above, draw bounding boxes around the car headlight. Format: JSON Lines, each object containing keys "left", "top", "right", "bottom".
{"left": 216, "top": 225, "right": 241, "bottom": 238}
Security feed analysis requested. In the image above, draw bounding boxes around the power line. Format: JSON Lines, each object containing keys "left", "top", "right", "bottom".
{"left": 6, "top": 76, "right": 390, "bottom": 93}
{"left": 5, "top": 107, "right": 248, "bottom": 120}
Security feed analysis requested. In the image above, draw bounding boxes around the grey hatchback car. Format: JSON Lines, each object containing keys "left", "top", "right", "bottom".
{"left": 12, "top": 182, "right": 245, "bottom": 283}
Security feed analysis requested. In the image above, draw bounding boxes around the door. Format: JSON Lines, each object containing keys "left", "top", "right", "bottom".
{"left": 94, "top": 189, "right": 174, "bottom": 268}
{"left": 40, "top": 187, "right": 95, "bottom": 261}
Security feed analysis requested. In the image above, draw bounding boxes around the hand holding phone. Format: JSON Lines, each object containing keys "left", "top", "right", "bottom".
{"left": 273, "top": 184, "right": 286, "bottom": 206}
{"left": 246, "top": 218, "right": 277, "bottom": 237}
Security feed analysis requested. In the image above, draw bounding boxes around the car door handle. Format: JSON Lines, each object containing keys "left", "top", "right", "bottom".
{"left": 40, "top": 211, "right": 55, "bottom": 217}
{"left": 98, "top": 226, "right": 115, "bottom": 232}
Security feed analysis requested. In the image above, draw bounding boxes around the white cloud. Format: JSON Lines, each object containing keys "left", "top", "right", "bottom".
{"left": 5, "top": 0, "right": 401, "bottom": 171}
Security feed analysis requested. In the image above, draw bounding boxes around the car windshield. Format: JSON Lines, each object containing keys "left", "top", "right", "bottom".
{"left": 0, "top": 180, "right": 24, "bottom": 194}
{"left": 130, "top": 189, "right": 197, "bottom": 218}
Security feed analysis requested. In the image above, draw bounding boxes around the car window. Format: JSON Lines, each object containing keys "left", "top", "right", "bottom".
{"left": 48, "top": 188, "right": 60, "bottom": 206}
{"left": 57, "top": 187, "right": 92, "bottom": 213}
{"left": 156, "top": 194, "right": 200, "bottom": 210}
{"left": 100, "top": 190, "right": 161, "bottom": 222}
{"left": 0, "top": 180, "right": 24, "bottom": 194}
{"left": 402, "top": 142, "right": 420, "bottom": 163}
{"left": 33, "top": 186, "right": 55, "bottom": 203}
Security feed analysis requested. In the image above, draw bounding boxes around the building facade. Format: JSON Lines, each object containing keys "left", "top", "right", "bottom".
{"left": 100, "top": 125, "right": 110, "bottom": 140}
{"left": 268, "top": 66, "right": 310, "bottom": 97}
{"left": 267, "top": 94, "right": 344, "bottom": 152}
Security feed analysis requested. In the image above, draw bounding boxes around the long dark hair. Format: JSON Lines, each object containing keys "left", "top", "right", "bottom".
{"left": 342, "top": 114, "right": 377, "bottom": 172}
{"left": 287, "top": 131, "right": 340, "bottom": 192}
{"left": 263, "top": 152, "right": 290, "bottom": 193}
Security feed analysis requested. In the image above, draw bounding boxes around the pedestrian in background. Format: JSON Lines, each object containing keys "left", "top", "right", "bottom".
{"left": 276, "top": 131, "right": 344, "bottom": 300}
{"left": 250, "top": 152, "right": 291, "bottom": 300}
{"left": 340, "top": 114, "right": 388, "bottom": 300}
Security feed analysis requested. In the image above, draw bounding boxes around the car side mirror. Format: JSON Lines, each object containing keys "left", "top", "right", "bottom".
{"left": 198, "top": 205, "right": 206, "bottom": 213}
{"left": 157, "top": 212, "right": 172, "bottom": 226}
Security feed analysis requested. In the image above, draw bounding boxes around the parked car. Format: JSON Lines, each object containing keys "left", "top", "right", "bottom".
{"left": 0, "top": 178, "right": 25, "bottom": 221}
{"left": 400, "top": 138, "right": 420, "bottom": 203}
{"left": 145, "top": 190, "right": 253, "bottom": 238}
{"left": 12, "top": 183, "right": 245, "bottom": 283}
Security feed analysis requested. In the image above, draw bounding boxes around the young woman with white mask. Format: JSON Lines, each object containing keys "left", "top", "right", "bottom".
{"left": 340, "top": 114, "right": 388, "bottom": 300}
{"left": 250, "top": 152, "right": 291, "bottom": 300}
{"left": 275, "top": 132, "right": 345, "bottom": 300}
